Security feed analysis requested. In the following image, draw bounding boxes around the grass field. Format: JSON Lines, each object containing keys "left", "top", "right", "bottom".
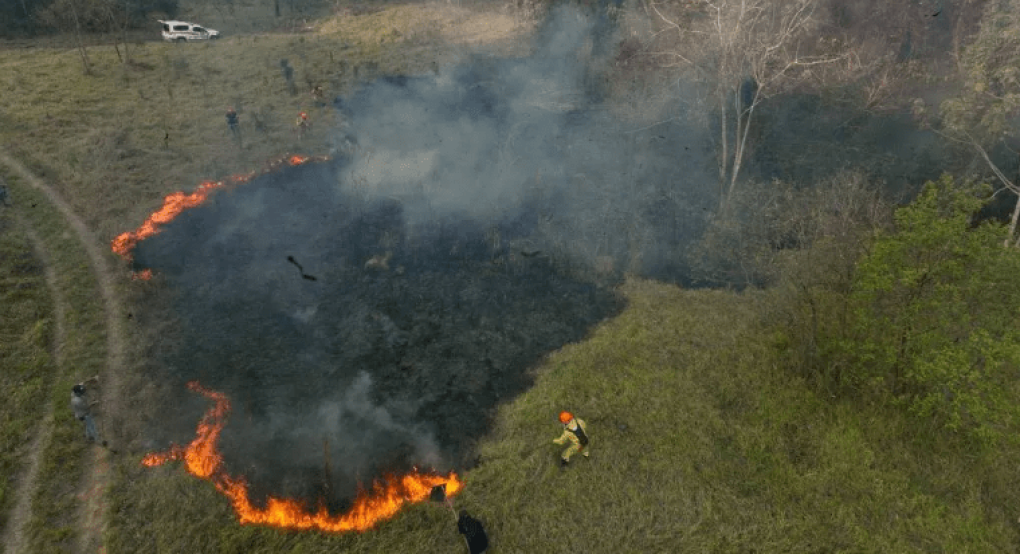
{"left": 0, "top": 168, "right": 109, "bottom": 553}
{"left": 0, "top": 208, "right": 53, "bottom": 542}
{"left": 0, "top": 1, "right": 529, "bottom": 245}
{"left": 2, "top": 1, "right": 1020, "bottom": 552}
{"left": 104, "top": 279, "right": 1018, "bottom": 552}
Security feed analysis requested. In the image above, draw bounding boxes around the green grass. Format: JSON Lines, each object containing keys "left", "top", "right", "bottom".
{"left": 104, "top": 280, "right": 1020, "bottom": 552}
{"left": 3, "top": 1, "right": 1019, "bottom": 552}
{"left": 0, "top": 170, "right": 109, "bottom": 553}
{"left": 0, "top": 207, "right": 53, "bottom": 544}
{"left": 0, "top": 3, "right": 530, "bottom": 552}
{"left": 0, "top": 1, "right": 528, "bottom": 244}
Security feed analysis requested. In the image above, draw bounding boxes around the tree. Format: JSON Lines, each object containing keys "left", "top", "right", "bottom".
{"left": 838, "top": 175, "right": 1020, "bottom": 447}
{"left": 650, "top": 0, "right": 848, "bottom": 207}
{"left": 925, "top": 0, "right": 1020, "bottom": 245}
{"left": 37, "top": 0, "right": 110, "bottom": 74}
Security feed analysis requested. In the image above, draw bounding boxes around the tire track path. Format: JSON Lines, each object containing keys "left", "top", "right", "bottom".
{"left": 0, "top": 221, "right": 66, "bottom": 554}
{"left": 0, "top": 152, "right": 127, "bottom": 554}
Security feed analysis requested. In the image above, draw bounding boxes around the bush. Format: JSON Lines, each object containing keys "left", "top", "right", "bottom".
{"left": 833, "top": 175, "right": 1020, "bottom": 447}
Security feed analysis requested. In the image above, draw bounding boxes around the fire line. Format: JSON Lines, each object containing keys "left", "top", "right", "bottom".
{"left": 143, "top": 381, "right": 463, "bottom": 533}
{"left": 111, "top": 154, "right": 323, "bottom": 279}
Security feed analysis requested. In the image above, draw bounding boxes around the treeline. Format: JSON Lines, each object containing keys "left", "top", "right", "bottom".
{"left": 674, "top": 0, "right": 1020, "bottom": 449}
{"left": 0, "top": 0, "right": 179, "bottom": 37}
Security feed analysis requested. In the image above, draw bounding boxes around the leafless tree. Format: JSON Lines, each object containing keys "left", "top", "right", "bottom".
{"left": 649, "top": 0, "right": 849, "bottom": 209}
{"left": 38, "top": 0, "right": 117, "bottom": 74}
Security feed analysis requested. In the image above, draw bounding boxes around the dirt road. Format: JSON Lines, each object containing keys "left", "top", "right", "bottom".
{"left": 0, "top": 151, "right": 127, "bottom": 554}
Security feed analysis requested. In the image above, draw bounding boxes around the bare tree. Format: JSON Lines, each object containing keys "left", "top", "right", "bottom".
{"left": 650, "top": 0, "right": 848, "bottom": 208}
{"left": 918, "top": 0, "right": 1020, "bottom": 246}
{"left": 105, "top": 0, "right": 132, "bottom": 64}
{"left": 38, "top": 0, "right": 115, "bottom": 74}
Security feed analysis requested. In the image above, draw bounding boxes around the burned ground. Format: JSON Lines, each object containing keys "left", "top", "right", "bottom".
{"left": 132, "top": 158, "right": 623, "bottom": 511}
{"left": 127, "top": 5, "right": 715, "bottom": 514}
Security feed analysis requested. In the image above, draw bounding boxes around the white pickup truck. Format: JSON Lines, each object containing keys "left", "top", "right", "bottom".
{"left": 158, "top": 20, "right": 221, "bottom": 42}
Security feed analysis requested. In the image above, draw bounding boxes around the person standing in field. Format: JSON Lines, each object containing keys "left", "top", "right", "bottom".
{"left": 553, "top": 410, "right": 589, "bottom": 467}
{"left": 71, "top": 378, "right": 106, "bottom": 447}
{"left": 296, "top": 111, "right": 309, "bottom": 140}
{"left": 225, "top": 106, "right": 241, "bottom": 144}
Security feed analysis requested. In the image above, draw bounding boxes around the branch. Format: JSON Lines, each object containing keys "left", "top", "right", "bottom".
{"left": 932, "top": 129, "right": 1020, "bottom": 194}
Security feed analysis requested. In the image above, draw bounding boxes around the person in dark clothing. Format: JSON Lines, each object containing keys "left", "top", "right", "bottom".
{"left": 280, "top": 59, "right": 296, "bottom": 95}
{"left": 71, "top": 379, "right": 107, "bottom": 447}
{"left": 225, "top": 107, "right": 240, "bottom": 143}
{"left": 457, "top": 509, "right": 489, "bottom": 554}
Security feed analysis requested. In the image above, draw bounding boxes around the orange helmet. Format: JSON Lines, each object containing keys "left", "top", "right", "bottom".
{"left": 300, "top": 112, "right": 308, "bottom": 119}
{"left": 558, "top": 411, "right": 573, "bottom": 424}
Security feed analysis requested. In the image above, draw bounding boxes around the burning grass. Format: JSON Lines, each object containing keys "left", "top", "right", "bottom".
{"left": 118, "top": 154, "right": 624, "bottom": 524}
{"left": 111, "top": 153, "right": 319, "bottom": 268}
{"left": 142, "top": 381, "right": 463, "bottom": 533}
{"left": 108, "top": 279, "right": 1020, "bottom": 552}
{"left": 0, "top": 1, "right": 532, "bottom": 247}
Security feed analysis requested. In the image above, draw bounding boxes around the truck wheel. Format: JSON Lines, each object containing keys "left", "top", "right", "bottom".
{"left": 175, "top": 37, "right": 187, "bottom": 43}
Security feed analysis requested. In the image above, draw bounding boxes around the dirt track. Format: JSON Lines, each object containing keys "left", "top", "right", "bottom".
{"left": 0, "top": 221, "right": 66, "bottom": 554}
{"left": 0, "top": 151, "right": 127, "bottom": 554}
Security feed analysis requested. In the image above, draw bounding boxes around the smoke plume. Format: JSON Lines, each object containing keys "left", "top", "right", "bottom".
{"left": 135, "top": 5, "right": 710, "bottom": 509}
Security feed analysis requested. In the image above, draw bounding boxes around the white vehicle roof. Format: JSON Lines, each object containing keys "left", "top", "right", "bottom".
{"left": 158, "top": 20, "right": 207, "bottom": 27}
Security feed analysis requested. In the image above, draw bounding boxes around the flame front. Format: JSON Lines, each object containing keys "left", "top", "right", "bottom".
{"left": 112, "top": 154, "right": 326, "bottom": 280}
{"left": 143, "top": 381, "right": 462, "bottom": 533}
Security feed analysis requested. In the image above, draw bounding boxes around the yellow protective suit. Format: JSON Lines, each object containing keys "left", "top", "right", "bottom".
{"left": 553, "top": 418, "right": 589, "bottom": 462}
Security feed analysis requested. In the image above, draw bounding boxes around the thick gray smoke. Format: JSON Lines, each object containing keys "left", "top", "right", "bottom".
{"left": 136, "top": 5, "right": 709, "bottom": 510}
{"left": 333, "top": 5, "right": 714, "bottom": 278}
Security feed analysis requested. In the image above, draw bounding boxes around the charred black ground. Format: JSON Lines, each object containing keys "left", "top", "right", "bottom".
{"left": 131, "top": 5, "right": 714, "bottom": 512}
{"left": 133, "top": 157, "right": 623, "bottom": 509}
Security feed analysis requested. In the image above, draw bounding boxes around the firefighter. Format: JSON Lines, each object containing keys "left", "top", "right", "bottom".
{"left": 296, "top": 111, "right": 309, "bottom": 139}
{"left": 553, "top": 411, "right": 589, "bottom": 466}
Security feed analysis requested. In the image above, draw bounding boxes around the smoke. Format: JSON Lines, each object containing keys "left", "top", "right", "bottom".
{"left": 332, "top": 4, "right": 715, "bottom": 276}
{"left": 135, "top": 4, "right": 710, "bottom": 509}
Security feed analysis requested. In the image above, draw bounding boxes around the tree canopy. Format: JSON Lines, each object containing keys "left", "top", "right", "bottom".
{"left": 839, "top": 175, "right": 1020, "bottom": 447}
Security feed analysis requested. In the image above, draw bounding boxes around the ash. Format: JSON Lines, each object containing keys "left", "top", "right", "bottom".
{"left": 134, "top": 158, "right": 622, "bottom": 509}
{"left": 133, "top": 4, "right": 710, "bottom": 510}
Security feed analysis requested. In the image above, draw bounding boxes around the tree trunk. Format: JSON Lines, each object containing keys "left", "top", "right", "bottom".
{"left": 727, "top": 99, "right": 757, "bottom": 202}
{"left": 719, "top": 91, "right": 728, "bottom": 197}
{"left": 275, "top": 0, "right": 281, "bottom": 17}
{"left": 1008, "top": 192, "right": 1020, "bottom": 247}
{"left": 70, "top": 3, "right": 91, "bottom": 75}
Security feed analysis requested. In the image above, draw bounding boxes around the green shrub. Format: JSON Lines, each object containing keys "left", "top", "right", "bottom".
{"left": 837, "top": 174, "right": 1020, "bottom": 447}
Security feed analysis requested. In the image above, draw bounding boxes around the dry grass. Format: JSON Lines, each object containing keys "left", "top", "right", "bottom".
{"left": 2, "top": 1, "right": 1019, "bottom": 552}
{"left": 0, "top": 0, "right": 534, "bottom": 248}
{"left": 0, "top": 209, "right": 53, "bottom": 542}
{"left": 104, "top": 279, "right": 1019, "bottom": 552}
{"left": 0, "top": 170, "right": 108, "bottom": 553}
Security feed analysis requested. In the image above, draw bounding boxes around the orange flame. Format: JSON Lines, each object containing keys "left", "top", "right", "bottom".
{"left": 143, "top": 381, "right": 462, "bottom": 533}
{"left": 111, "top": 181, "right": 225, "bottom": 259}
{"left": 112, "top": 154, "right": 329, "bottom": 280}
